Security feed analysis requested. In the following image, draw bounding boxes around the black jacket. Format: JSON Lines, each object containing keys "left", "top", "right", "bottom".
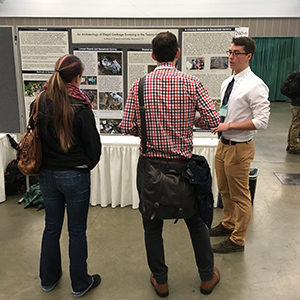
{"left": 291, "top": 94, "right": 300, "bottom": 107}
{"left": 182, "top": 154, "right": 214, "bottom": 229}
{"left": 281, "top": 69, "right": 300, "bottom": 105}
{"left": 36, "top": 92, "right": 101, "bottom": 173}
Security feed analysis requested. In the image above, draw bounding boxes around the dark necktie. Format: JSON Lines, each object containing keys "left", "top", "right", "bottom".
{"left": 218, "top": 77, "right": 234, "bottom": 138}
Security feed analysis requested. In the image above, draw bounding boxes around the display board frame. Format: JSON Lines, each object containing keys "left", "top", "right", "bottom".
{"left": 16, "top": 26, "right": 239, "bottom": 134}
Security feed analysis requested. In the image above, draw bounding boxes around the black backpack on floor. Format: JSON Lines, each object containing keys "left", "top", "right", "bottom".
{"left": 4, "top": 159, "right": 26, "bottom": 195}
{"left": 4, "top": 159, "right": 38, "bottom": 195}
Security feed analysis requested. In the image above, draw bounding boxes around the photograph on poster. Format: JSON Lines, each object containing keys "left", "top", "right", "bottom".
{"left": 24, "top": 81, "right": 46, "bottom": 97}
{"left": 210, "top": 57, "right": 229, "bottom": 69}
{"left": 99, "top": 119, "right": 122, "bottom": 134}
{"left": 98, "top": 53, "right": 122, "bottom": 76}
{"left": 99, "top": 92, "right": 123, "bottom": 110}
{"left": 81, "top": 76, "right": 87, "bottom": 85}
{"left": 82, "top": 89, "right": 97, "bottom": 110}
{"left": 23, "top": 73, "right": 52, "bottom": 122}
{"left": 148, "top": 65, "right": 157, "bottom": 73}
{"left": 87, "top": 76, "right": 97, "bottom": 85}
{"left": 186, "top": 57, "right": 205, "bottom": 70}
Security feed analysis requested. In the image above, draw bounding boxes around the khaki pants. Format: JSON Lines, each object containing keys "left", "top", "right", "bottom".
{"left": 215, "top": 140, "right": 255, "bottom": 246}
{"left": 287, "top": 105, "right": 300, "bottom": 150}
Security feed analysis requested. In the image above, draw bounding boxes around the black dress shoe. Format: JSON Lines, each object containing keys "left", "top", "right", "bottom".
{"left": 288, "top": 148, "right": 300, "bottom": 155}
{"left": 210, "top": 222, "right": 233, "bottom": 237}
{"left": 212, "top": 237, "right": 244, "bottom": 253}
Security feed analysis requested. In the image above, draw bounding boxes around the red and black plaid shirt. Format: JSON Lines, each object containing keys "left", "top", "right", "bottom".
{"left": 120, "top": 63, "right": 220, "bottom": 159}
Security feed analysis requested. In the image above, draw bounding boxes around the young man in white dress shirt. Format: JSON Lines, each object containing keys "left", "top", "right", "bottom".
{"left": 211, "top": 37, "right": 270, "bottom": 253}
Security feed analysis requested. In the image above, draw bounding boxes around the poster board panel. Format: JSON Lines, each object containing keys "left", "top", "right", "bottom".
{"left": 0, "top": 26, "right": 23, "bottom": 133}
{"left": 17, "top": 26, "right": 237, "bottom": 134}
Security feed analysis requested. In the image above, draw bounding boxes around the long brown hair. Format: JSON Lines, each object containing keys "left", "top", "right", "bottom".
{"left": 45, "top": 55, "right": 84, "bottom": 152}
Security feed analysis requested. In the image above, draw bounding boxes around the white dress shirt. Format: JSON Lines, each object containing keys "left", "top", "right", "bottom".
{"left": 221, "top": 67, "right": 270, "bottom": 142}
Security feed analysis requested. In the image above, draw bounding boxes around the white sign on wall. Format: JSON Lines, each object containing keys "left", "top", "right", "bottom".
{"left": 235, "top": 27, "right": 249, "bottom": 37}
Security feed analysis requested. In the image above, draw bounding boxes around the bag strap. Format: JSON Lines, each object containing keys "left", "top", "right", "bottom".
{"left": 32, "top": 93, "right": 40, "bottom": 123}
{"left": 17, "top": 92, "right": 43, "bottom": 154}
{"left": 28, "top": 91, "right": 43, "bottom": 128}
{"left": 138, "top": 76, "right": 147, "bottom": 154}
{"left": 17, "top": 92, "right": 43, "bottom": 153}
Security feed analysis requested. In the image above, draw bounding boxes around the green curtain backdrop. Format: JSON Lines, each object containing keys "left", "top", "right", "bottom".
{"left": 250, "top": 37, "right": 300, "bottom": 101}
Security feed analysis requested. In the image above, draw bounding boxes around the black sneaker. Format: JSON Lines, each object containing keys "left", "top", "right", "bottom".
{"left": 211, "top": 237, "right": 244, "bottom": 253}
{"left": 210, "top": 222, "right": 233, "bottom": 237}
{"left": 288, "top": 148, "right": 300, "bottom": 155}
{"left": 72, "top": 274, "right": 101, "bottom": 298}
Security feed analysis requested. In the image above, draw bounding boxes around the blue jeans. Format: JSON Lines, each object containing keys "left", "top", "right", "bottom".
{"left": 39, "top": 170, "right": 92, "bottom": 292}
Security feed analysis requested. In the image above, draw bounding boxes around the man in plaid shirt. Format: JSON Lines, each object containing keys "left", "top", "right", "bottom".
{"left": 120, "top": 32, "right": 220, "bottom": 297}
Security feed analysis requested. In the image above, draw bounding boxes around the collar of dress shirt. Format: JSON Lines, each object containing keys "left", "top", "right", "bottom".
{"left": 155, "top": 63, "right": 176, "bottom": 70}
{"left": 234, "top": 66, "right": 251, "bottom": 82}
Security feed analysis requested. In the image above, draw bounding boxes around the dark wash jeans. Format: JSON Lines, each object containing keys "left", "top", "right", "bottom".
{"left": 138, "top": 157, "right": 215, "bottom": 284}
{"left": 39, "top": 170, "right": 92, "bottom": 292}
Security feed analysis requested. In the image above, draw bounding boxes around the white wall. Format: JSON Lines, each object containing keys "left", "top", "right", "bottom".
{"left": 0, "top": 0, "right": 299, "bottom": 18}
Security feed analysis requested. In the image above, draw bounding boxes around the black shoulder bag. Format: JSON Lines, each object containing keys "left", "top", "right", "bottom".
{"left": 136, "top": 77, "right": 196, "bottom": 221}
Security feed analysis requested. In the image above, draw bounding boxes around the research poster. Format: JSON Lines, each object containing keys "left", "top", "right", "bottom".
{"left": 71, "top": 28, "right": 178, "bottom": 133}
{"left": 182, "top": 28, "right": 235, "bottom": 99}
{"left": 74, "top": 48, "right": 124, "bottom": 133}
{"left": 19, "top": 28, "right": 69, "bottom": 123}
{"left": 127, "top": 48, "right": 155, "bottom": 87}
{"left": 22, "top": 72, "right": 52, "bottom": 122}
{"left": 19, "top": 28, "right": 69, "bottom": 71}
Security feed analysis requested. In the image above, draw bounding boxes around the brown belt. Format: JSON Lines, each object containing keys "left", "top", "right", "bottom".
{"left": 221, "top": 137, "right": 252, "bottom": 145}
{"left": 146, "top": 157, "right": 189, "bottom": 165}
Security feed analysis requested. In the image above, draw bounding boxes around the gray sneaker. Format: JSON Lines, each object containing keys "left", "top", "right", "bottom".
{"left": 41, "top": 274, "right": 61, "bottom": 292}
{"left": 72, "top": 274, "right": 101, "bottom": 298}
{"left": 210, "top": 222, "right": 233, "bottom": 237}
{"left": 212, "top": 237, "right": 244, "bottom": 253}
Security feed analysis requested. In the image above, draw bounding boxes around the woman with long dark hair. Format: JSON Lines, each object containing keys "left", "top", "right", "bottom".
{"left": 38, "top": 54, "right": 101, "bottom": 297}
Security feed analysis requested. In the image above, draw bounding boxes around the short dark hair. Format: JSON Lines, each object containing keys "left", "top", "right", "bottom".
{"left": 152, "top": 32, "right": 178, "bottom": 63}
{"left": 232, "top": 37, "right": 256, "bottom": 57}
